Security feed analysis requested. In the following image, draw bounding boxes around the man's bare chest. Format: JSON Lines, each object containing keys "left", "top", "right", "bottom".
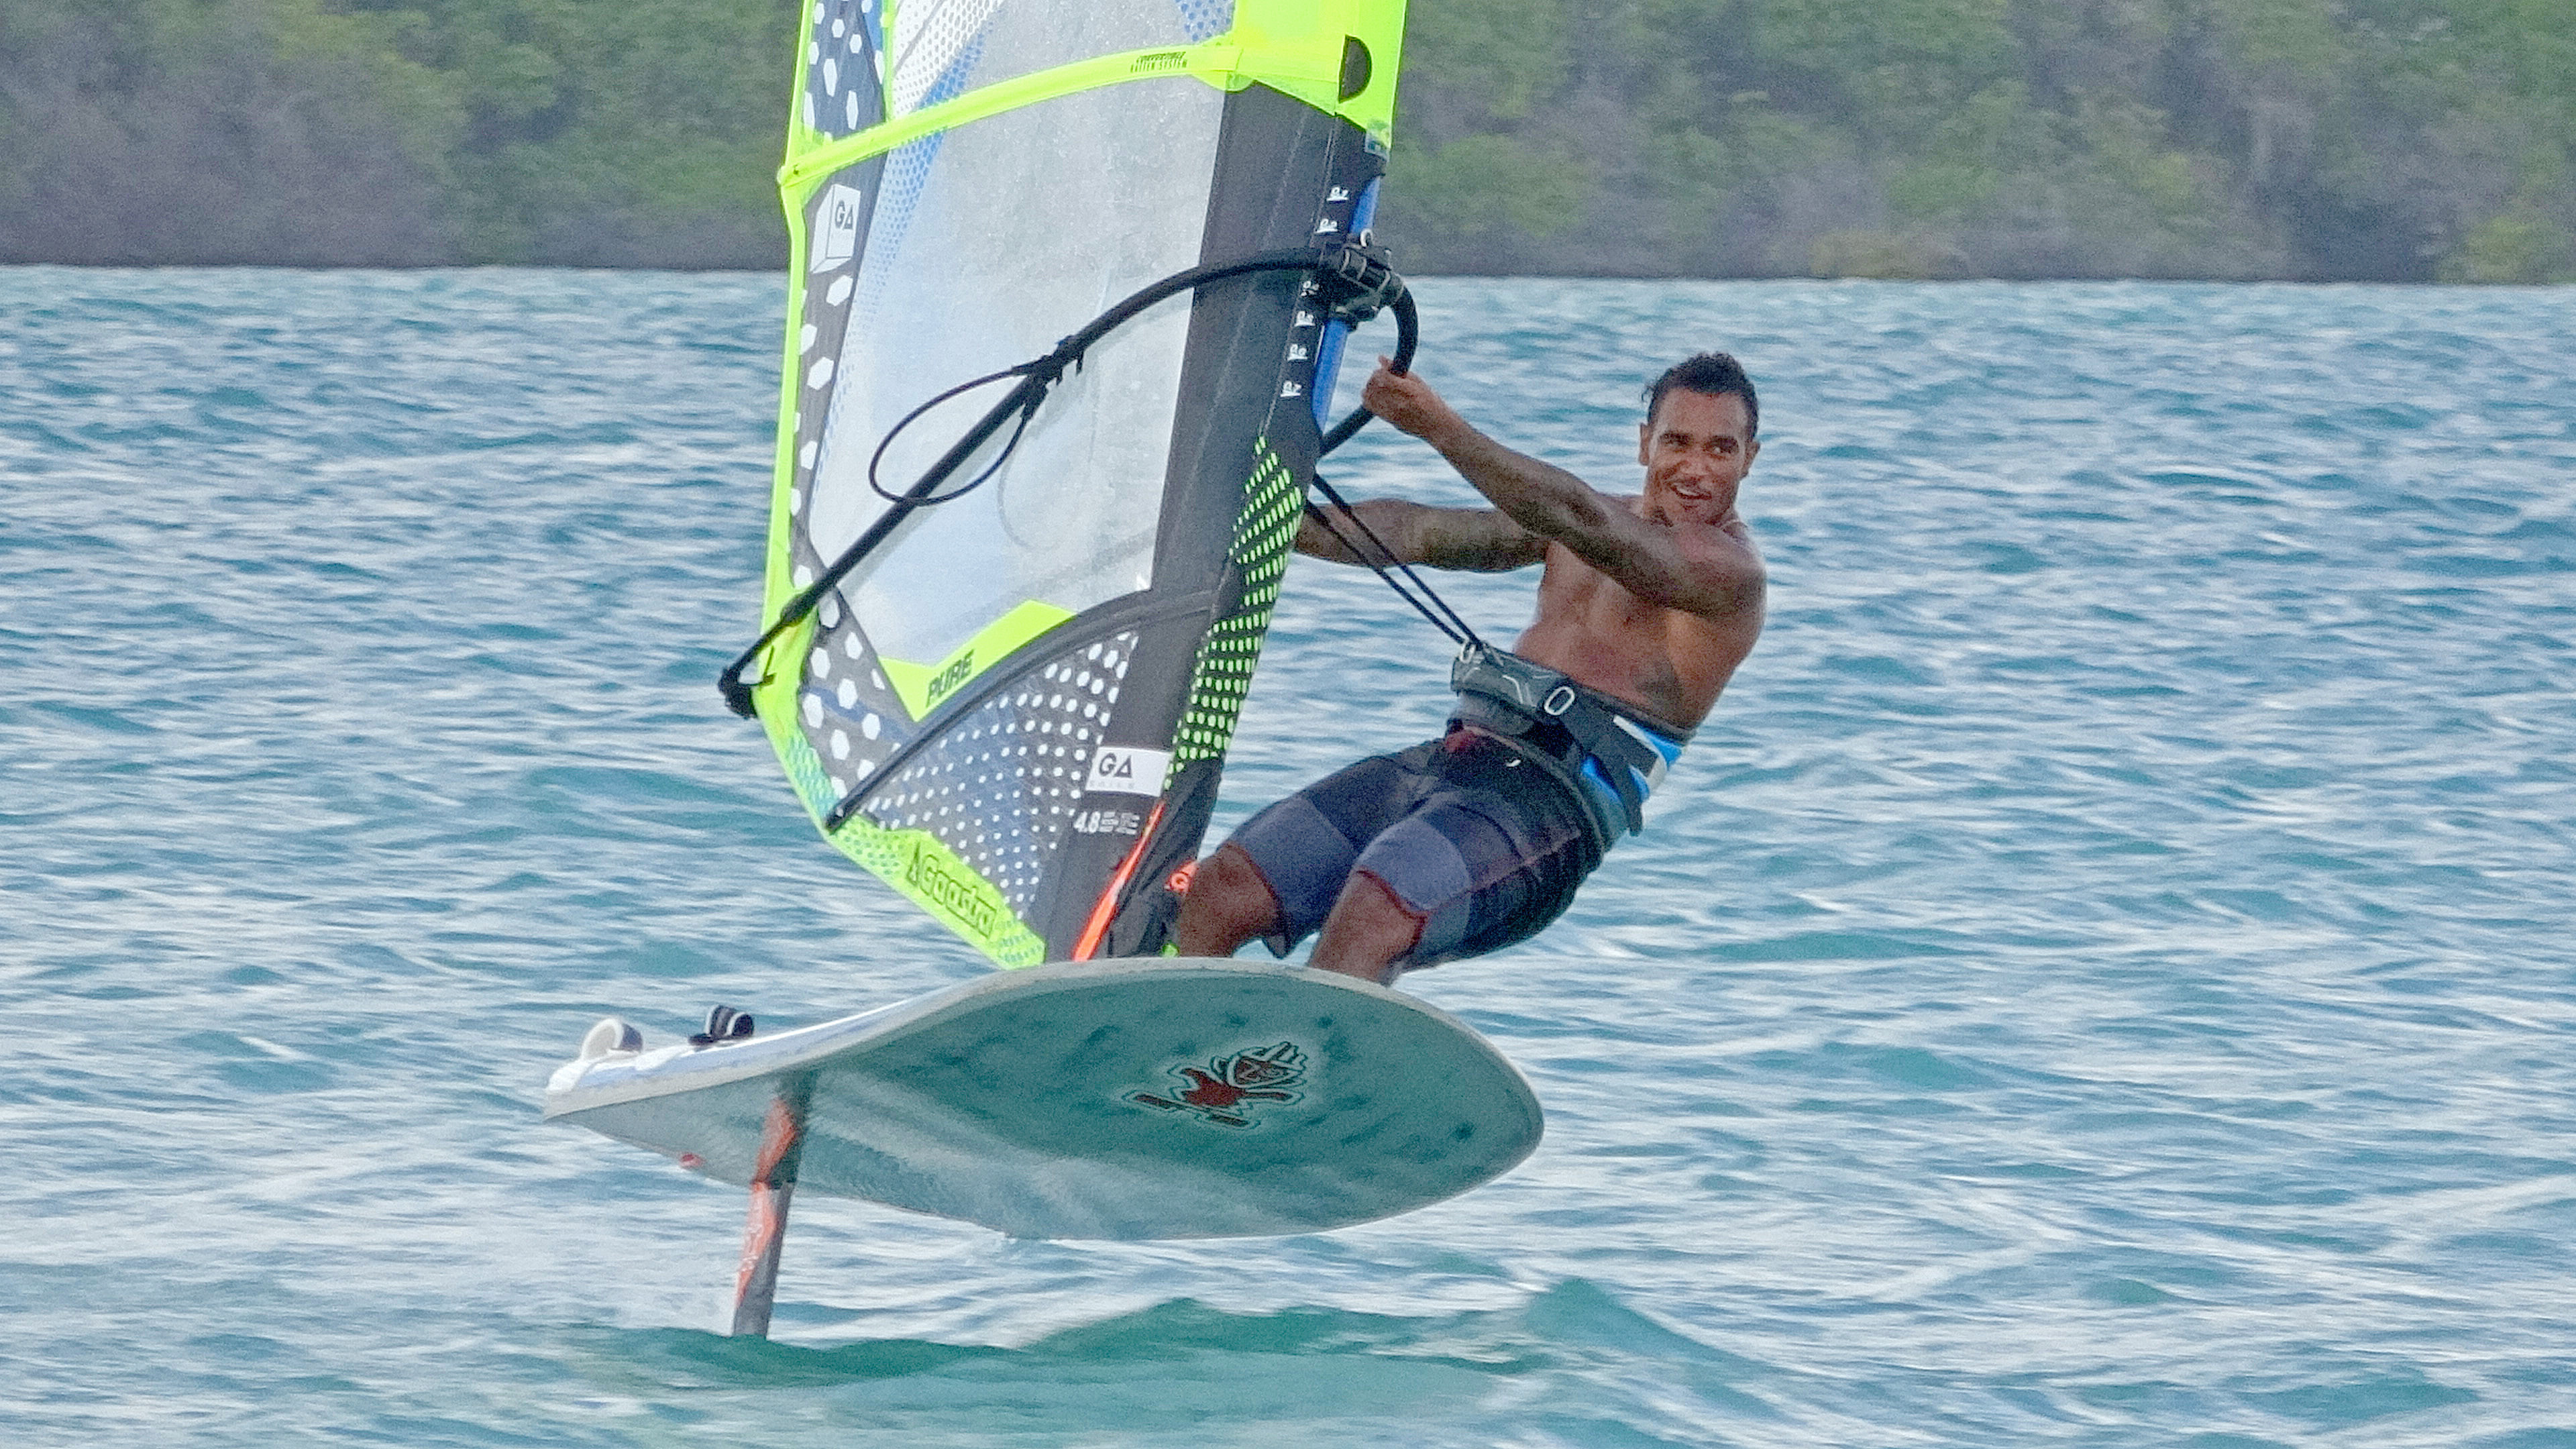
{"left": 1536, "top": 545, "right": 1662, "bottom": 633}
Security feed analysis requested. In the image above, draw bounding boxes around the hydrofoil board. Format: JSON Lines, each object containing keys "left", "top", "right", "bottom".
{"left": 545, "top": 957, "right": 1541, "bottom": 1240}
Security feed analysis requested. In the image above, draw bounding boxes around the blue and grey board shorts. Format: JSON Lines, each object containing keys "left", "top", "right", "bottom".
{"left": 1228, "top": 727, "right": 1607, "bottom": 969}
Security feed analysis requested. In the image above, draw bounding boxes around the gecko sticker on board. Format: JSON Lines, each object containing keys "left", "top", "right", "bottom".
{"left": 1128, "top": 1040, "right": 1309, "bottom": 1128}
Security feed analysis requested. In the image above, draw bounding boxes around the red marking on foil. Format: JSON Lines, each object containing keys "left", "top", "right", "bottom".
{"left": 1071, "top": 799, "right": 1167, "bottom": 960}
{"left": 734, "top": 1185, "right": 786, "bottom": 1301}
{"left": 731, "top": 1099, "right": 802, "bottom": 1301}
{"left": 749, "top": 1098, "right": 800, "bottom": 1185}
{"left": 678, "top": 1153, "right": 704, "bottom": 1169}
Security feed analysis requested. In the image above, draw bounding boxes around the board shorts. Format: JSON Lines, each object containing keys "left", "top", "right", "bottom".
{"left": 1226, "top": 725, "right": 1609, "bottom": 969}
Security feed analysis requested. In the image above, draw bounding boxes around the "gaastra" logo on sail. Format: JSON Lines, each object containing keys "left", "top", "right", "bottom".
{"left": 905, "top": 843, "right": 994, "bottom": 936}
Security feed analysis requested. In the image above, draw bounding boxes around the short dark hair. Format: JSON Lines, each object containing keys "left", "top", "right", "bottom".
{"left": 1642, "top": 352, "right": 1758, "bottom": 438}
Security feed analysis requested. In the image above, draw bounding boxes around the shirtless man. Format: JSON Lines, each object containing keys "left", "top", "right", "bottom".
{"left": 1171, "top": 352, "right": 1767, "bottom": 983}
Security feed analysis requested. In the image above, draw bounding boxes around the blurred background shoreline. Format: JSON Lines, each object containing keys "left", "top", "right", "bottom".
{"left": 2, "top": 0, "right": 2570, "bottom": 282}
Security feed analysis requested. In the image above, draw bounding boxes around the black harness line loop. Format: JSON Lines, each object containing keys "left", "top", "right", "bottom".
{"left": 865, "top": 362, "right": 1045, "bottom": 506}
{"left": 1301, "top": 473, "right": 1486, "bottom": 651}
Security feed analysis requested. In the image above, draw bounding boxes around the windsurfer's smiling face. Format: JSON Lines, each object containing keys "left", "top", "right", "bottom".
{"left": 1636, "top": 388, "right": 1758, "bottom": 527}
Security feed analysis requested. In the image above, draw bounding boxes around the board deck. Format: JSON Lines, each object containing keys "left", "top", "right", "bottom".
{"left": 545, "top": 958, "right": 1542, "bottom": 1240}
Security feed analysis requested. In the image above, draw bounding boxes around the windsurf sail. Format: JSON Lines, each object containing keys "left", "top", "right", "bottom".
{"left": 728, "top": 0, "right": 1409, "bottom": 966}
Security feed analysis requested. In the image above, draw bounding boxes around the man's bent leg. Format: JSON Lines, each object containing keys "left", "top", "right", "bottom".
{"left": 1313, "top": 757, "right": 1603, "bottom": 980}
{"left": 1178, "top": 746, "right": 1432, "bottom": 959}
{"left": 1307, "top": 871, "right": 1423, "bottom": 984}
{"left": 1171, "top": 843, "right": 1284, "bottom": 958}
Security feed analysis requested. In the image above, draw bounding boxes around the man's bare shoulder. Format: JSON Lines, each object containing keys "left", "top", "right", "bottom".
{"left": 1703, "top": 511, "right": 1766, "bottom": 568}
{"left": 1615, "top": 495, "right": 1766, "bottom": 623}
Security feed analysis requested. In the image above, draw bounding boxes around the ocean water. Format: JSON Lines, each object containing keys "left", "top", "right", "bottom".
{"left": 4, "top": 266, "right": 2573, "bottom": 1448}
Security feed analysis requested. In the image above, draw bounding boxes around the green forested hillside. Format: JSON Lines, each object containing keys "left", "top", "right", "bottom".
{"left": 0, "top": 0, "right": 784, "bottom": 266}
{"left": 1389, "top": 0, "right": 2576, "bottom": 280}
{"left": 1, "top": 0, "right": 2568, "bottom": 279}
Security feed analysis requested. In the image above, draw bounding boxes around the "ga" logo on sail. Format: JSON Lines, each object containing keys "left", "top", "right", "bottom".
{"left": 1083, "top": 746, "right": 1171, "bottom": 798}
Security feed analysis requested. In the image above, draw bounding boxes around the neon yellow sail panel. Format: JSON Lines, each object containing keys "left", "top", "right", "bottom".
{"left": 745, "top": 0, "right": 1406, "bottom": 965}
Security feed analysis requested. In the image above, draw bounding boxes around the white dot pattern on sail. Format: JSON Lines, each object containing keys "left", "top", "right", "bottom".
{"left": 801, "top": 618, "right": 910, "bottom": 799}
{"left": 853, "top": 139, "right": 936, "bottom": 325}
{"left": 1175, "top": 0, "right": 1235, "bottom": 42}
{"left": 850, "top": 631, "right": 1138, "bottom": 914}
{"left": 888, "top": 0, "right": 1006, "bottom": 118}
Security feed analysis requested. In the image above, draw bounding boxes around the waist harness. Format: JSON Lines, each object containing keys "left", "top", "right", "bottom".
{"left": 1447, "top": 644, "right": 1690, "bottom": 849}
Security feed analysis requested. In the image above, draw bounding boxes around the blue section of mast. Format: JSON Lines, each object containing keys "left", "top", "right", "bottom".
{"left": 1309, "top": 176, "right": 1380, "bottom": 429}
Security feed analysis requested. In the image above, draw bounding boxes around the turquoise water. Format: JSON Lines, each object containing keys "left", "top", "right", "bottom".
{"left": 5, "top": 268, "right": 2573, "bottom": 1446}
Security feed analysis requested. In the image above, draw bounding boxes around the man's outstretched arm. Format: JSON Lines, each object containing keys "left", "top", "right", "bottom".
{"left": 1294, "top": 496, "right": 1547, "bottom": 572}
{"left": 1359, "top": 362, "right": 1762, "bottom": 622}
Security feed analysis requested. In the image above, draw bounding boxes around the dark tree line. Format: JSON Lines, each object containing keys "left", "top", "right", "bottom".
{"left": 2, "top": 0, "right": 2568, "bottom": 279}
{"left": 0, "top": 0, "right": 782, "bottom": 266}
{"left": 1385, "top": 0, "right": 2576, "bottom": 280}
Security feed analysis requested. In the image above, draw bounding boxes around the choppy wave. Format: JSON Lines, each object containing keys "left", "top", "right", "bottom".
{"left": 5, "top": 268, "right": 2573, "bottom": 1446}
